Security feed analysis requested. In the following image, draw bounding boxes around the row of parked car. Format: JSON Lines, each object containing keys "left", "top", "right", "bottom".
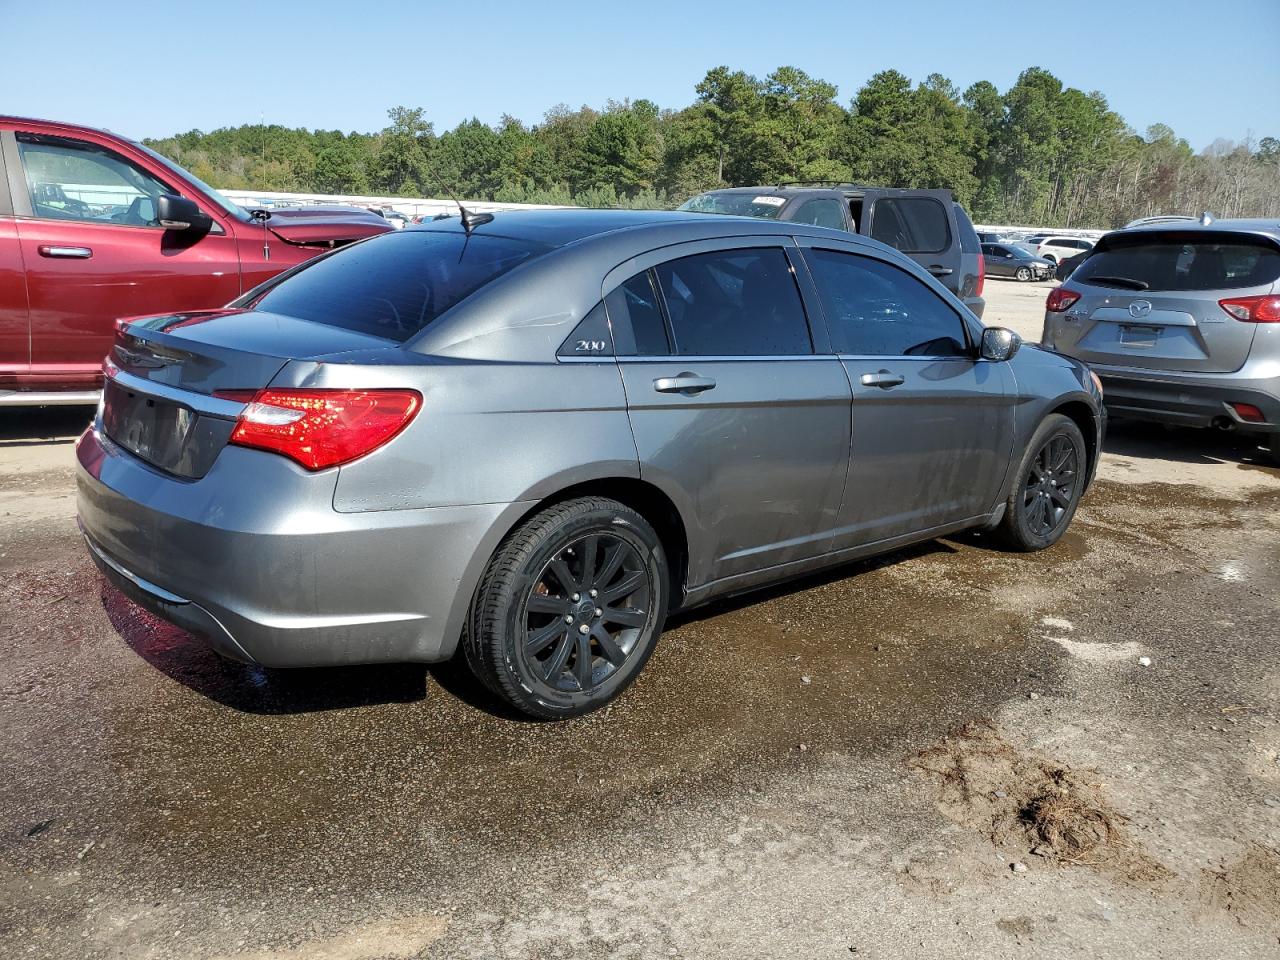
{"left": 3, "top": 114, "right": 1276, "bottom": 718}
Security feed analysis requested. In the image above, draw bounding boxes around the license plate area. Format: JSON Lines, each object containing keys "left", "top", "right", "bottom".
{"left": 103, "top": 380, "right": 197, "bottom": 471}
{"left": 1119, "top": 324, "right": 1160, "bottom": 348}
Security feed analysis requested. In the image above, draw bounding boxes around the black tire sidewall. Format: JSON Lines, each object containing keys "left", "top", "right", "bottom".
{"left": 481, "top": 500, "right": 668, "bottom": 718}
{"left": 1003, "top": 415, "right": 1087, "bottom": 551}
{"left": 1016, "top": 266, "right": 1031, "bottom": 281}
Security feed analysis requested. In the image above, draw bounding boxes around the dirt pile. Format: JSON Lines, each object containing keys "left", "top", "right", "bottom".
{"left": 910, "top": 721, "right": 1161, "bottom": 875}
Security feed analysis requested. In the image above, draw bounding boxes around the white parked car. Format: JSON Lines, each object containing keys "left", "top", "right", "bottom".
{"left": 1019, "top": 235, "right": 1094, "bottom": 266}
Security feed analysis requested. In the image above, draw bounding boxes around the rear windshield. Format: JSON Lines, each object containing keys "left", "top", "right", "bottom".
{"left": 1073, "top": 235, "right": 1280, "bottom": 292}
{"left": 251, "top": 230, "right": 550, "bottom": 342}
{"left": 678, "top": 192, "right": 786, "bottom": 220}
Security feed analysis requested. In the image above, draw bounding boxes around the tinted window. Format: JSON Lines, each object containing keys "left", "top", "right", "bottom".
{"left": 804, "top": 249, "right": 969, "bottom": 357}
{"left": 252, "top": 230, "right": 549, "bottom": 342}
{"left": 606, "top": 271, "right": 669, "bottom": 356}
{"left": 790, "top": 198, "right": 846, "bottom": 230}
{"left": 558, "top": 301, "right": 613, "bottom": 358}
{"left": 655, "top": 248, "right": 812, "bottom": 356}
{"left": 1072, "top": 236, "right": 1280, "bottom": 292}
{"left": 18, "top": 133, "right": 173, "bottom": 227}
{"left": 870, "top": 197, "right": 950, "bottom": 254}
{"left": 678, "top": 192, "right": 786, "bottom": 220}
{"left": 953, "top": 204, "right": 981, "bottom": 254}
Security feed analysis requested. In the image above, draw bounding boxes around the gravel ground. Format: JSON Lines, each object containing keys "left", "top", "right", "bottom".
{"left": 2, "top": 282, "right": 1278, "bottom": 959}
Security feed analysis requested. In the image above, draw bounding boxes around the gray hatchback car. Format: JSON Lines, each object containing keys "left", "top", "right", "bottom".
{"left": 77, "top": 209, "right": 1103, "bottom": 718}
{"left": 1043, "top": 219, "right": 1280, "bottom": 462}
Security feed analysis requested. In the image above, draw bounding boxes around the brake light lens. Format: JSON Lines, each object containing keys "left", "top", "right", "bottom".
{"left": 975, "top": 254, "right": 985, "bottom": 299}
{"left": 1046, "top": 287, "right": 1081, "bottom": 313}
{"left": 214, "top": 388, "right": 421, "bottom": 470}
{"left": 1219, "top": 295, "right": 1280, "bottom": 322}
{"left": 1231, "top": 402, "right": 1266, "bottom": 423}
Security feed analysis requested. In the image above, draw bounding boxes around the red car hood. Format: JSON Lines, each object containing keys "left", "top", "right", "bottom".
{"left": 260, "top": 206, "right": 394, "bottom": 246}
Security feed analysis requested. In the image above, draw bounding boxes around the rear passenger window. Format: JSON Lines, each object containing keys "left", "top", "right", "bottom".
{"left": 606, "top": 271, "right": 669, "bottom": 355}
{"left": 790, "top": 198, "right": 846, "bottom": 230}
{"left": 655, "top": 248, "right": 812, "bottom": 356}
{"left": 804, "top": 249, "right": 969, "bottom": 357}
{"left": 870, "top": 198, "right": 950, "bottom": 254}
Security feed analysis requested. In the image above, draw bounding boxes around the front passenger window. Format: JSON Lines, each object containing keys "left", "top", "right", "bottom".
{"left": 17, "top": 133, "right": 171, "bottom": 227}
{"left": 804, "top": 248, "right": 969, "bottom": 357}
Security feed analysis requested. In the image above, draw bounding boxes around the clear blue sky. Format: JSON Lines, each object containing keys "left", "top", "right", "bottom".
{"left": 4, "top": 0, "right": 1277, "bottom": 151}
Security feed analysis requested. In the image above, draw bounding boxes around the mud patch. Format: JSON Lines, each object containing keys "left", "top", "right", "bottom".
{"left": 910, "top": 722, "right": 1167, "bottom": 880}
{"left": 1202, "top": 845, "right": 1280, "bottom": 935}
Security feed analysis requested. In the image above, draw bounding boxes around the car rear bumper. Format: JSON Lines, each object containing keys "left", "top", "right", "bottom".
{"left": 1092, "top": 364, "right": 1280, "bottom": 433}
{"left": 76, "top": 424, "right": 527, "bottom": 667}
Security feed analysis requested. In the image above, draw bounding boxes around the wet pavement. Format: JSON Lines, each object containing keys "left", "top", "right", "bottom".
{"left": 2, "top": 396, "right": 1279, "bottom": 958}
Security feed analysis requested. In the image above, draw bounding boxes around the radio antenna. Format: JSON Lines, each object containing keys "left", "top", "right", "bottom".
{"left": 420, "top": 154, "right": 492, "bottom": 233}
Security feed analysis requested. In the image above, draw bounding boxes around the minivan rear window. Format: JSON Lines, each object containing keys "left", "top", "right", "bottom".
{"left": 1073, "top": 235, "right": 1280, "bottom": 292}
{"left": 251, "top": 230, "right": 551, "bottom": 342}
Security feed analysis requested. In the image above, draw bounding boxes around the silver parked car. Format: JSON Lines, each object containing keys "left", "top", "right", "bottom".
{"left": 1042, "top": 219, "right": 1280, "bottom": 462}
{"left": 77, "top": 210, "right": 1104, "bottom": 718}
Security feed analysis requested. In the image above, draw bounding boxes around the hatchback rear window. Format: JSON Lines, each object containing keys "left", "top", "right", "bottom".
{"left": 1073, "top": 235, "right": 1280, "bottom": 292}
{"left": 251, "top": 230, "right": 551, "bottom": 342}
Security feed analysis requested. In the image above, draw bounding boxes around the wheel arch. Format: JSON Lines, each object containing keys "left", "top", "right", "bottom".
{"left": 1048, "top": 398, "right": 1100, "bottom": 486}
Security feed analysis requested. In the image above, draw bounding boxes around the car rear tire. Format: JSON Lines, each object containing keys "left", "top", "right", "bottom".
{"left": 463, "top": 497, "right": 669, "bottom": 719}
{"left": 1016, "top": 266, "right": 1032, "bottom": 281}
{"left": 995, "top": 414, "right": 1088, "bottom": 552}
{"left": 1265, "top": 433, "right": 1280, "bottom": 466}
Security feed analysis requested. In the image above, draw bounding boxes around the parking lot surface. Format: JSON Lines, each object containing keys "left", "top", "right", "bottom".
{"left": 2, "top": 281, "right": 1278, "bottom": 959}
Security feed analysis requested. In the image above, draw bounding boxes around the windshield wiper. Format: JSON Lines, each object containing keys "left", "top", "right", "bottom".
{"left": 1084, "top": 275, "right": 1149, "bottom": 290}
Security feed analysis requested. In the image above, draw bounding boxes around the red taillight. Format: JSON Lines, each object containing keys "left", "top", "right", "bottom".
{"left": 214, "top": 388, "right": 421, "bottom": 470}
{"left": 975, "top": 254, "right": 985, "bottom": 299}
{"left": 1046, "top": 287, "right": 1081, "bottom": 313}
{"left": 1219, "top": 295, "right": 1280, "bottom": 323}
{"left": 1231, "top": 402, "right": 1266, "bottom": 423}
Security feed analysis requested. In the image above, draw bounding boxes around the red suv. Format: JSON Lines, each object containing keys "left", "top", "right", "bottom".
{"left": 0, "top": 116, "right": 394, "bottom": 405}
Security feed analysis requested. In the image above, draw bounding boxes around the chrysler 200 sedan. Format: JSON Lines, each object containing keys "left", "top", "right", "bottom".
{"left": 77, "top": 209, "right": 1104, "bottom": 718}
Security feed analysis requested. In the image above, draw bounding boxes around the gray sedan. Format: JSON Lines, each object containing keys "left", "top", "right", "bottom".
{"left": 78, "top": 210, "right": 1104, "bottom": 718}
{"left": 982, "top": 243, "right": 1054, "bottom": 281}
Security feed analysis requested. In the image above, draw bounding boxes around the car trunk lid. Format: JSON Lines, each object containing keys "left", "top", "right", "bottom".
{"left": 104, "top": 309, "right": 397, "bottom": 479}
{"left": 1062, "top": 231, "right": 1280, "bottom": 374}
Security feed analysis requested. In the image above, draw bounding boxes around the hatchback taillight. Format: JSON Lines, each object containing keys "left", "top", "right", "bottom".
{"left": 975, "top": 254, "right": 985, "bottom": 299}
{"left": 214, "top": 388, "right": 421, "bottom": 470}
{"left": 1046, "top": 287, "right": 1081, "bottom": 312}
{"left": 1219, "top": 295, "right": 1280, "bottom": 323}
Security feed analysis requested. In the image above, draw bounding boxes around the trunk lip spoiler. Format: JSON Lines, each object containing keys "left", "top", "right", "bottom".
{"left": 106, "top": 367, "right": 248, "bottom": 420}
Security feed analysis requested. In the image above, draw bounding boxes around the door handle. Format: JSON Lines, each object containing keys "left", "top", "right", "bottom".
{"left": 654, "top": 373, "right": 717, "bottom": 395}
{"left": 38, "top": 245, "right": 93, "bottom": 259}
{"left": 860, "top": 370, "right": 905, "bottom": 389}
{"left": 927, "top": 265, "right": 954, "bottom": 276}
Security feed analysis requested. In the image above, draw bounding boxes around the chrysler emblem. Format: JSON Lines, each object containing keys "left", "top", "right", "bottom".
{"left": 1128, "top": 300, "right": 1153, "bottom": 319}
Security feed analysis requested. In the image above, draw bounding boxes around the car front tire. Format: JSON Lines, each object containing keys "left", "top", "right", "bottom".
{"left": 1016, "top": 266, "right": 1032, "bottom": 281}
{"left": 463, "top": 496, "right": 669, "bottom": 719}
{"left": 995, "top": 414, "right": 1088, "bottom": 552}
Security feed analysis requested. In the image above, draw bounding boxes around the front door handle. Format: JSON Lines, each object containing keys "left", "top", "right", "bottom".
{"left": 927, "top": 265, "right": 954, "bottom": 276}
{"left": 654, "top": 373, "right": 717, "bottom": 395}
{"left": 860, "top": 370, "right": 905, "bottom": 389}
{"left": 38, "top": 245, "right": 93, "bottom": 259}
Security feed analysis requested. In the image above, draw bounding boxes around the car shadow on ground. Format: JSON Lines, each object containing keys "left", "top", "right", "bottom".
{"left": 1103, "top": 418, "right": 1277, "bottom": 470}
{"left": 0, "top": 406, "right": 95, "bottom": 446}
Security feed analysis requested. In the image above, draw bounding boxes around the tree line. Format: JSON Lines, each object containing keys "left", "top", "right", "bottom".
{"left": 145, "top": 66, "right": 1280, "bottom": 229}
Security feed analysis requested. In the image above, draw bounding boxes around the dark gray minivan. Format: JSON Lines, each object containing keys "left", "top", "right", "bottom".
{"left": 679, "top": 184, "right": 986, "bottom": 317}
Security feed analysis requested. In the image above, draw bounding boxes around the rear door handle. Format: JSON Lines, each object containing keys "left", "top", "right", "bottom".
{"left": 38, "top": 245, "right": 93, "bottom": 259}
{"left": 860, "top": 370, "right": 905, "bottom": 389}
{"left": 654, "top": 373, "right": 716, "bottom": 395}
{"left": 927, "top": 265, "right": 954, "bottom": 277}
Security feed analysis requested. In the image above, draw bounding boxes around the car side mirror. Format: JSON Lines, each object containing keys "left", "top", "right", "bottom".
{"left": 980, "top": 327, "right": 1021, "bottom": 362}
{"left": 156, "top": 194, "right": 212, "bottom": 234}
{"left": 1005, "top": 253, "right": 1014, "bottom": 259}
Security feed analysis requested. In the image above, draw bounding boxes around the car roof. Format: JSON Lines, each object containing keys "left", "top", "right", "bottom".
{"left": 1108, "top": 217, "right": 1280, "bottom": 241}
{"left": 412, "top": 207, "right": 810, "bottom": 247}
